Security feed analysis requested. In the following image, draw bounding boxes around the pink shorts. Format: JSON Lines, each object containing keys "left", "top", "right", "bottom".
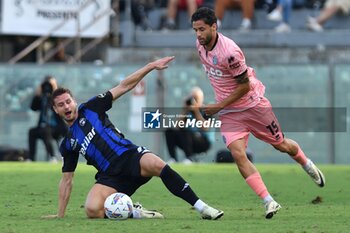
{"left": 219, "top": 97, "right": 284, "bottom": 147}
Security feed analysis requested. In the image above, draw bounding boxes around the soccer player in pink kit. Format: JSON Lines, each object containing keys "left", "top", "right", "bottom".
{"left": 191, "top": 7, "right": 325, "bottom": 219}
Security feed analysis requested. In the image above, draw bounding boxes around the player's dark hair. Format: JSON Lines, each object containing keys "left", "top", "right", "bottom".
{"left": 51, "top": 87, "right": 73, "bottom": 105}
{"left": 191, "top": 7, "right": 217, "bottom": 26}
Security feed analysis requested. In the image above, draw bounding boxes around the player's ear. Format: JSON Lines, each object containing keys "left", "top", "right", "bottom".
{"left": 52, "top": 105, "right": 58, "bottom": 114}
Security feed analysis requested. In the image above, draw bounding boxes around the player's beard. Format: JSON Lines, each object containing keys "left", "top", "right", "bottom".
{"left": 202, "top": 34, "right": 214, "bottom": 50}
{"left": 199, "top": 34, "right": 211, "bottom": 46}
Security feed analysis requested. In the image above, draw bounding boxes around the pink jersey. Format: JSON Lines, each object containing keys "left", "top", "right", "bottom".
{"left": 196, "top": 33, "right": 266, "bottom": 113}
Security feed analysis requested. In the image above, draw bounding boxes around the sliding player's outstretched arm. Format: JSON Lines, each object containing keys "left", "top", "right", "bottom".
{"left": 109, "top": 56, "right": 174, "bottom": 101}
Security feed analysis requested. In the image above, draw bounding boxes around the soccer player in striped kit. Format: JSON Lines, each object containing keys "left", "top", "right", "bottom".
{"left": 45, "top": 56, "right": 223, "bottom": 220}
{"left": 191, "top": 7, "right": 325, "bottom": 219}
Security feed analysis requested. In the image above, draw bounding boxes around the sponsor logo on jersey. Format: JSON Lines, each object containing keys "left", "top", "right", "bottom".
{"left": 79, "top": 127, "right": 96, "bottom": 156}
{"left": 227, "top": 56, "right": 240, "bottom": 69}
{"left": 203, "top": 64, "right": 223, "bottom": 79}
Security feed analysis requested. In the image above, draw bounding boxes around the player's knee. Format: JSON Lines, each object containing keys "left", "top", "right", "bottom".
{"left": 230, "top": 149, "right": 247, "bottom": 163}
{"left": 152, "top": 160, "right": 166, "bottom": 175}
{"left": 273, "top": 140, "right": 290, "bottom": 153}
{"left": 141, "top": 154, "right": 166, "bottom": 176}
{"left": 85, "top": 204, "right": 104, "bottom": 218}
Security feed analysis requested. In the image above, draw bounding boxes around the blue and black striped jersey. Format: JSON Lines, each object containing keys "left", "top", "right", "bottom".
{"left": 60, "top": 91, "right": 139, "bottom": 173}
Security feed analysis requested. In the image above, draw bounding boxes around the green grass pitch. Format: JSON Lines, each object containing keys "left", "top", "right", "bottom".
{"left": 1, "top": 162, "right": 350, "bottom": 233}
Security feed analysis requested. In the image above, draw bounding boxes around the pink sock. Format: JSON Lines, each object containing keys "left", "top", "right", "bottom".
{"left": 291, "top": 145, "right": 308, "bottom": 166}
{"left": 245, "top": 172, "right": 270, "bottom": 200}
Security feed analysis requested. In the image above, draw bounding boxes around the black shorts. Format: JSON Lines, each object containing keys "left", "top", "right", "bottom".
{"left": 95, "top": 147, "right": 152, "bottom": 196}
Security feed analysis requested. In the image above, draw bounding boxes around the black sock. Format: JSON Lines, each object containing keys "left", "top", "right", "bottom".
{"left": 160, "top": 165, "right": 199, "bottom": 206}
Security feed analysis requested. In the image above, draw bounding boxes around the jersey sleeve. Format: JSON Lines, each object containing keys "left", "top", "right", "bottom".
{"left": 83, "top": 91, "right": 113, "bottom": 113}
{"left": 225, "top": 42, "right": 248, "bottom": 78}
{"left": 60, "top": 138, "right": 80, "bottom": 173}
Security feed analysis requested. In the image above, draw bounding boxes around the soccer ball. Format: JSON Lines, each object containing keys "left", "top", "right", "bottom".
{"left": 104, "top": 192, "right": 133, "bottom": 220}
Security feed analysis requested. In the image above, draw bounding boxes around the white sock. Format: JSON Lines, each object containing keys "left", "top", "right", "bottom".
{"left": 302, "top": 159, "right": 312, "bottom": 170}
{"left": 193, "top": 199, "right": 207, "bottom": 213}
{"left": 263, "top": 195, "right": 274, "bottom": 204}
{"left": 131, "top": 209, "right": 142, "bottom": 219}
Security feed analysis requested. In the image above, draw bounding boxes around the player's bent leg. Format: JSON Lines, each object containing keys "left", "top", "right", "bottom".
{"left": 229, "top": 139, "right": 281, "bottom": 219}
{"left": 141, "top": 153, "right": 224, "bottom": 220}
{"left": 273, "top": 138, "right": 325, "bottom": 187}
{"left": 85, "top": 184, "right": 117, "bottom": 218}
{"left": 139, "top": 153, "right": 167, "bottom": 177}
{"left": 272, "top": 138, "right": 298, "bottom": 155}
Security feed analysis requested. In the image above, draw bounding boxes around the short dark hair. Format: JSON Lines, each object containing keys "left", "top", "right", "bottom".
{"left": 51, "top": 87, "right": 73, "bottom": 105}
{"left": 191, "top": 7, "right": 217, "bottom": 26}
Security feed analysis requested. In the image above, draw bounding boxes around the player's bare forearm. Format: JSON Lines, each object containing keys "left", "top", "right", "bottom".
{"left": 220, "top": 82, "right": 250, "bottom": 108}
{"left": 203, "top": 82, "right": 250, "bottom": 116}
{"left": 109, "top": 56, "right": 174, "bottom": 100}
{"left": 57, "top": 172, "right": 74, "bottom": 218}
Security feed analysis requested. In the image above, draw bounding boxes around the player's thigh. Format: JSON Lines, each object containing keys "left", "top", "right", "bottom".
{"left": 219, "top": 112, "right": 250, "bottom": 147}
{"left": 244, "top": 98, "right": 283, "bottom": 144}
{"left": 139, "top": 153, "right": 166, "bottom": 177}
{"left": 85, "top": 183, "right": 116, "bottom": 211}
{"left": 227, "top": 138, "right": 248, "bottom": 158}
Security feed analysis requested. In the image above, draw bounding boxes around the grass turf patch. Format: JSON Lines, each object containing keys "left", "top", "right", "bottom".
{"left": 1, "top": 162, "right": 350, "bottom": 233}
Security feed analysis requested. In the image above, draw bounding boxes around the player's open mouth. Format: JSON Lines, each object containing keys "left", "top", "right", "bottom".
{"left": 65, "top": 111, "right": 72, "bottom": 117}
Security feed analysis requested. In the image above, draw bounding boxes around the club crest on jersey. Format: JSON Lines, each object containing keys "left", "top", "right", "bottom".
{"left": 98, "top": 93, "right": 106, "bottom": 98}
{"left": 79, "top": 118, "right": 86, "bottom": 126}
{"left": 213, "top": 56, "right": 218, "bottom": 65}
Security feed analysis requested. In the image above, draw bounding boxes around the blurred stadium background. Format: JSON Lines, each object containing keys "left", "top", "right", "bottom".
{"left": 0, "top": 0, "right": 349, "bottom": 164}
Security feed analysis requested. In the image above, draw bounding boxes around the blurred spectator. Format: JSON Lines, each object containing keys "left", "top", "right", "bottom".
{"left": 307, "top": 0, "right": 350, "bottom": 31}
{"left": 165, "top": 87, "right": 213, "bottom": 164}
{"left": 120, "top": 0, "right": 156, "bottom": 30}
{"left": 162, "top": 0, "right": 204, "bottom": 30}
{"left": 267, "top": 0, "right": 293, "bottom": 33}
{"left": 53, "top": 39, "right": 68, "bottom": 62}
{"left": 28, "top": 76, "right": 67, "bottom": 162}
{"left": 215, "top": 0, "right": 255, "bottom": 31}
